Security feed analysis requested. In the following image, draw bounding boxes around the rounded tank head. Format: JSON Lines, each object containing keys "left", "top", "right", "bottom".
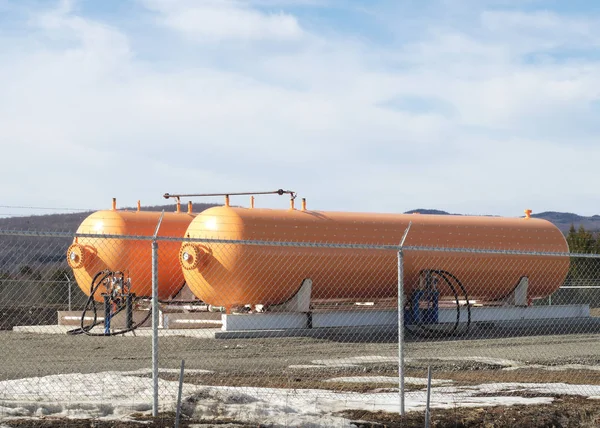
{"left": 68, "top": 209, "right": 196, "bottom": 300}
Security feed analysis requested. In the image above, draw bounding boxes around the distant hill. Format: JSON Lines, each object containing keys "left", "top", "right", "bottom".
{"left": 0, "top": 203, "right": 218, "bottom": 233}
{"left": 404, "top": 209, "right": 453, "bottom": 216}
{"left": 0, "top": 206, "right": 598, "bottom": 234}
{"left": 0, "top": 202, "right": 220, "bottom": 275}
{"left": 531, "top": 211, "right": 600, "bottom": 233}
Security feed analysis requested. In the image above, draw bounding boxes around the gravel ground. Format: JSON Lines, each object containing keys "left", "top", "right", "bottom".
{"left": 1, "top": 328, "right": 600, "bottom": 381}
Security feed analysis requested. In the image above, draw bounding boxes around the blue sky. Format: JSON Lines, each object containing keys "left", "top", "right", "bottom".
{"left": 1, "top": 0, "right": 600, "bottom": 217}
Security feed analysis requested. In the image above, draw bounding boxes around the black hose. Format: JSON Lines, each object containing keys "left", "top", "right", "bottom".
{"left": 83, "top": 306, "right": 152, "bottom": 337}
{"left": 67, "top": 270, "right": 153, "bottom": 336}
{"left": 67, "top": 270, "right": 111, "bottom": 335}
{"left": 405, "top": 269, "right": 471, "bottom": 337}
{"left": 433, "top": 269, "right": 471, "bottom": 335}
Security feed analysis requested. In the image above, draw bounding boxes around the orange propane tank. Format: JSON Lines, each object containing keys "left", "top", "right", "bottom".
{"left": 179, "top": 207, "right": 569, "bottom": 310}
{"left": 67, "top": 208, "right": 195, "bottom": 300}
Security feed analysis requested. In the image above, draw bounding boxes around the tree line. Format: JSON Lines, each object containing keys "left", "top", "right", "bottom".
{"left": 566, "top": 224, "right": 600, "bottom": 254}
{"left": 564, "top": 225, "right": 600, "bottom": 284}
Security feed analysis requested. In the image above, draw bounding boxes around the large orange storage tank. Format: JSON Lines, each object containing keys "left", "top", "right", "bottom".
{"left": 67, "top": 207, "right": 195, "bottom": 300}
{"left": 179, "top": 206, "right": 570, "bottom": 309}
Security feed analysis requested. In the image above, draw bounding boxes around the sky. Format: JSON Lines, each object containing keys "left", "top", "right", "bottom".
{"left": 1, "top": 0, "right": 600, "bottom": 218}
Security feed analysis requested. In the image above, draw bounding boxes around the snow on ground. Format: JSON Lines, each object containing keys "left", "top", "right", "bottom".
{"left": 325, "top": 376, "right": 452, "bottom": 386}
{"left": 293, "top": 355, "right": 600, "bottom": 373}
{"left": 290, "top": 355, "right": 524, "bottom": 369}
{"left": 0, "top": 371, "right": 599, "bottom": 427}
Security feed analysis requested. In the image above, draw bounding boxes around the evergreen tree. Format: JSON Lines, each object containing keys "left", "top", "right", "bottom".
{"left": 0, "top": 270, "right": 9, "bottom": 293}
{"left": 566, "top": 224, "right": 600, "bottom": 282}
{"left": 19, "top": 265, "right": 34, "bottom": 276}
{"left": 566, "top": 224, "right": 595, "bottom": 253}
{"left": 46, "top": 268, "right": 73, "bottom": 283}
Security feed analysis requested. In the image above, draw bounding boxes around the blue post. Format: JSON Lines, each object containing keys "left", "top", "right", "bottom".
{"left": 103, "top": 294, "right": 111, "bottom": 335}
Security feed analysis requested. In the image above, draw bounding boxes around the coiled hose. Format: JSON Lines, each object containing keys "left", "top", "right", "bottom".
{"left": 67, "top": 270, "right": 152, "bottom": 336}
{"left": 405, "top": 269, "right": 471, "bottom": 337}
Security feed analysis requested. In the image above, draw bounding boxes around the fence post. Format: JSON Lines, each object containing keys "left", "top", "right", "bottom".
{"left": 152, "top": 239, "right": 159, "bottom": 416}
{"left": 398, "top": 222, "right": 411, "bottom": 417}
{"left": 425, "top": 365, "right": 432, "bottom": 428}
{"left": 152, "top": 211, "right": 165, "bottom": 418}
{"left": 175, "top": 359, "right": 186, "bottom": 428}
{"left": 64, "top": 272, "right": 71, "bottom": 312}
{"left": 398, "top": 248, "right": 405, "bottom": 416}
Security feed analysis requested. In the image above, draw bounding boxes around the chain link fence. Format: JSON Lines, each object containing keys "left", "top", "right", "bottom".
{"left": 1, "top": 227, "right": 600, "bottom": 426}
{"left": 401, "top": 246, "right": 600, "bottom": 418}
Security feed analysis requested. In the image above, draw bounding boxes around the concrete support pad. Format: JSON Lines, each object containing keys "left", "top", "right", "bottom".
{"left": 163, "top": 312, "right": 223, "bottom": 329}
{"left": 57, "top": 310, "right": 152, "bottom": 328}
{"left": 12, "top": 325, "right": 221, "bottom": 338}
{"left": 222, "top": 305, "right": 591, "bottom": 332}
{"left": 439, "top": 304, "right": 590, "bottom": 323}
{"left": 223, "top": 312, "right": 308, "bottom": 331}
{"left": 216, "top": 317, "right": 600, "bottom": 340}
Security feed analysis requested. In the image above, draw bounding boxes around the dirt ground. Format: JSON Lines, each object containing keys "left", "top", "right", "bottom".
{"left": 343, "top": 395, "right": 600, "bottom": 427}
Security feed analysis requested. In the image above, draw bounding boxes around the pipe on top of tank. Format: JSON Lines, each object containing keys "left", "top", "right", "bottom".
{"left": 524, "top": 209, "right": 532, "bottom": 219}
{"left": 112, "top": 198, "right": 117, "bottom": 211}
{"left": 163, "top": 189, "right": 297, "bottom": 209}
{"left": 169, "top": 196, "right": 188, "bottom": 214}
{"left": 163, "top": 189, "right": 296, "bottom": 198}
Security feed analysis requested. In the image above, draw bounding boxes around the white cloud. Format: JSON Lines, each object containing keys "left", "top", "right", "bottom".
{"left": 1, "top": 1, "right": 600, "bottom": 216}
{"left": 141, "top": 0, "right": 304, "bottom": 42}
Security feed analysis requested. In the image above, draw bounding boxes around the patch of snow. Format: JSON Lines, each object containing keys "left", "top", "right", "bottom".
{"left": 404, "top": 388, "right": 553, "bottom": 411}
{"left": 1, "top": 372, "right": 600, "bottom": 426}
{"left": 294, "top": 355, "right": 600, "bottom": 379}
{"left": 116, "top": 368, "right": 212, "bottom": 376}
{"left": 324, "top": 376, "right": 452, "bottom": 386}
{"left": 468, "top": 382, "right": 600, "bottom": 397}
{"left": 503, "top": 363, "right": 600, "bottom": 372}
{"left": 311, "top": 356, "right": 396, "bottom": 366}
{"left": 413, "top": 356, "right": 522, "bottom": 368}
{"left": 289, "top": 364, "right": 359, "bottom": 369}
{"left": 297, "top": 356, "right": 523, "bottom": 370}
{"left": 0, "top": 372, "right": 181, "bottom": 421}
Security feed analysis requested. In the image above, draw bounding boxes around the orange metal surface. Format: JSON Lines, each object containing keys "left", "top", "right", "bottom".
{"left": 180, "top": 207, "right": 570, "bottom": 309}
{"left": 67, "top": 210, "right": 195, "bottom": 300}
